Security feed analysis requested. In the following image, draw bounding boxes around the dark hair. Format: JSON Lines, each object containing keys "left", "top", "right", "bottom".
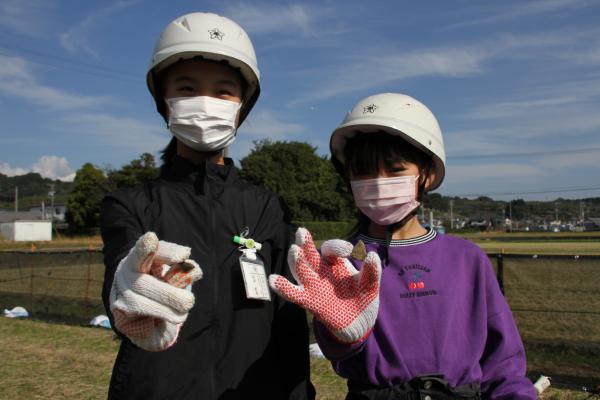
{"left": 343, "top": 132, "right": 432, "bottom": 184}
{"left": 152, "top": 57, "right": 248, "bottom": 170}
{"left": 342, "top": 132, "right": 433, "bottom": 238}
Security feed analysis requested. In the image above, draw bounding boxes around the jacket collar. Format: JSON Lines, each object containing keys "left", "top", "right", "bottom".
{"left": 161, "top": 154, "right": 237, "bottom": 184}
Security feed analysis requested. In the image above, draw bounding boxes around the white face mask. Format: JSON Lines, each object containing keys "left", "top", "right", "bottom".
{"left": 165, "top": 96, "right": 242, "bottom": 152}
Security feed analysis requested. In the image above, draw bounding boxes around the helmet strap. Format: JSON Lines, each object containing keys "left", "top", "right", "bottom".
{"left": 382, "top": 207, "right": 420, "bottom": 266}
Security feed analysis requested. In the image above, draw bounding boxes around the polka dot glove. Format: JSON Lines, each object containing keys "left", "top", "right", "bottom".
{"left": 109, "top": 232, "right": 203, "bottom": 352}
{"left": 269, "top": 228, "right": 382, "bottom": 344}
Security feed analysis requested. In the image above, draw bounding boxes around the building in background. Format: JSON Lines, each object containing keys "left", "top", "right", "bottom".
{"left": 28, "top": 204, "right": 67, "bottom": 223}
{"left": 0, "top": 211, "right": 52, "bottom": 241}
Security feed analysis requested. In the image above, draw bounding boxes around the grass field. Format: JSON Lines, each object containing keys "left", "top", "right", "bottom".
{"left": 475, "top": 241, "right": 600, "bottom": 255}
{"left": 1, "top": 230, "right": 600, "bottom": 254}
{"left": 0, "top": 235, "right": 103, "bottom": 251}
{"left": 459, "top": 231, "right": 600, "bottom": 255}
{"left": 0, "top": 318, "right": 594, "bottom": 400}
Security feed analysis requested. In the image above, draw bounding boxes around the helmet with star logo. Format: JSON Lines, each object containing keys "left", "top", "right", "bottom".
{"left": 147, "top": 12, "right": 260, "bottom": 124}
{"left": 330, "top": 93, "right": 446, "bottom": 190}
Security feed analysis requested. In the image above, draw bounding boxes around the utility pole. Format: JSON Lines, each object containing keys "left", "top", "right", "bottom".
{"left": 554, "top": 202, "right": 558, "bottom": 222}
{"left": 48, "top": 185, "right": 56, "bottom": 231}
{"left": 509, "top": 201, "right": 513, "bottom": 232}
{"left": 14, "top": 186, "right": 18, "bottom": 212}
{"left": 450, "top": 199, "right": 454, "bottom": 230}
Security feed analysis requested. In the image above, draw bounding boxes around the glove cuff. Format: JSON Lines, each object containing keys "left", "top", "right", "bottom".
{"left": 325, "top": 297, "right": 379, "bottom": 344}
{"left": 130, "top": 321, "right": 182, "bottom": 352}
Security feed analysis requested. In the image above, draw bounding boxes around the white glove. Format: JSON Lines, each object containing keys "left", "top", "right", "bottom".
{"left": 109, "top": 232, "right": 203, "bottom": 351}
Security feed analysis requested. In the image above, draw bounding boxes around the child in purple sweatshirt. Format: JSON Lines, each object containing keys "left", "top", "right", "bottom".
{"left": 270, "top": 93, "right": 537, "bottom": 399}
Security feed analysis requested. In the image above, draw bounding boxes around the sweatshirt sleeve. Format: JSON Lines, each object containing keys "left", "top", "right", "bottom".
{"left": 268, "top": 195, "right": 316, "bottom": 400}
{"left": 99, "top": 191, "right": 144, "bottom": 336}
{"left": 313, "top": 318, "right": 367, "bottom": 361}
{"left": 479, "top": 254, "right": 537, "bottom": 399}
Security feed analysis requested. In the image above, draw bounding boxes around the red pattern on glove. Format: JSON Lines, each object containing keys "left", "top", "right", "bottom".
{"left": 269, "top": 228, "right": 381, "bottom": 343}
{"left": 113, "top": 261, "right": 196, "bottom": 340}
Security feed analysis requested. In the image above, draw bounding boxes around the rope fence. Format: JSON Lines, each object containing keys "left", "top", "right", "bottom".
{"left": 0, "top": 249, "right": 105, "bottom": 324}
{"left": 489, "top": 253, "right": 600, "bottom": 386}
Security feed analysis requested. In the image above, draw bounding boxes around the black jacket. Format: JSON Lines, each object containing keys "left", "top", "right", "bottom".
{"left": 100, "top": 156, "right": 315, "bottom": 400}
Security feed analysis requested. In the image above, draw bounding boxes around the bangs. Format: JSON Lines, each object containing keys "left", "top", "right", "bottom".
{"left": 343, "top": 132, "right": 431, "bottom": 178}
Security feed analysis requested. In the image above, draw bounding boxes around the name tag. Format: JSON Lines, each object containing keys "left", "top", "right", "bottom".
{"left": 239, "top": 253, "right": 271, "bottom": 301}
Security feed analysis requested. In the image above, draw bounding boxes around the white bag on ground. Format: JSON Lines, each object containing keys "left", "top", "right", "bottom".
{"left": 3, "top": 306, "right": 29, "bottom": 318}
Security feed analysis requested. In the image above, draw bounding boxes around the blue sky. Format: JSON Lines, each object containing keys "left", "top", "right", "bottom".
{"left": 1, "top": 0, "right": 600, "bottom": 201}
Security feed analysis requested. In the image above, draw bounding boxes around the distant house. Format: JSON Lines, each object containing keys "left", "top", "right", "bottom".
{"left": 585, "top": 218, "right": 600, "bottom": 231}
{"left": 0, "top": 211, "right": 42, "bottom": 223}
{"left": 469, "top": 219, "right": 493, "bottom": 231}
{"left": 0, "top": 211, "right": 52, "bottom": 241}
{"left": 28, "top": 204, "right": 67, "bottom": 222}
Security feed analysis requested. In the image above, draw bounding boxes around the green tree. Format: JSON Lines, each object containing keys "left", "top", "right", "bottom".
{"left": 423, "top": 192, "right": 448, "bottom": 212}
{"left": 506, "top": 199, "right": 528, "bottom": 220}
{"left": 107, "top": 152, "right": 159, "bottom": 190}
{"left": 66, "top": 163, "right": 110, "bottom": 229}
{"left": 0, "top": 172, "right": 73, "bottom": 210}
{"left": 239, "top": 140, "right": 354, "bottom": 221}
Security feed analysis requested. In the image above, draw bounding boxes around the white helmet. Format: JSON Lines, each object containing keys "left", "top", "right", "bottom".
{"left": 147, "top": 12, "right": 260, "bottom": 124}
{"left": 330, "top": 93, "right": 446, "bottom": 190}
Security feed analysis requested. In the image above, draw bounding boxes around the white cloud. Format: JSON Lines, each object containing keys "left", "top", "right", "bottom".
{"left": 0, "top": 0, "right": 52, "bottom": 35}
{"left": 0, "top": 156, "right": 74, "bottom": 181}
{"left": 446, "top": 0, "right": 593, "bottom": 30}
{"left": 0, "top": 162, "right": 28, "bottom": 177}
{"left": 290, "top": 26, "right": 594, "bottom": 105}
{"left": 0, "top": 53, "right": 166, "bottom": 163}
{"left": 223, "top": 3, "right": 329, "bottom": 36}
{"left": 451, "top": 73, "right": 600, "bottom": 154}
{"left": 59, "top": 0, "right": 141, "bottom": 58}
{"left": 462, "top": 96, "right": 582, "bottom": 120}
{"left": 32, "top": 156, "right": 75, "bottom": 181}
{"left": 59, "top": 22, "right": 99, "bottom": 59}
{"left": 0, "top": 54, "right": 109, "bottom": 110}
{"left": 290, "top": 46, "right": 486, "bottom": 104}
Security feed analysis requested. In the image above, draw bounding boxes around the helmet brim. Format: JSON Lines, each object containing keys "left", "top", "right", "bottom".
{"left": 330, "top": 122, "right": 446, "bottom": 191}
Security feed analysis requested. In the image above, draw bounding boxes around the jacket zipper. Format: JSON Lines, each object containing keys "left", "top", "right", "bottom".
{"left": 208, "top": 177, "right": 218, "bottom": 400}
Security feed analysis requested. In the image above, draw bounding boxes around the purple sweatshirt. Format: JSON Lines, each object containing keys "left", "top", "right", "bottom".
{"left": 314, "top": 229, "right": 537, "bottom": 399}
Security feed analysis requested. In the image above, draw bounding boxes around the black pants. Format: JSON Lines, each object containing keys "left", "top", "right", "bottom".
{"left": 346, "top": 375, "right": 481, "bottom": 400}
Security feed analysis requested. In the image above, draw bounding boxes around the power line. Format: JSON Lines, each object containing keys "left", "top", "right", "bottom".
{"left": 0, "top": 34, "right": 142, "bottom": 84}
{"left": 0, "top": 48, "right": 141, "bottom": 84}
{"left": 448, "top": 185, "right": 600, "bottom": 198}
{"left": 0, "top": 31, "right": 138, "bottom": 78}
{"left": 448, "top": 147, "right": 600, "bottom": 160}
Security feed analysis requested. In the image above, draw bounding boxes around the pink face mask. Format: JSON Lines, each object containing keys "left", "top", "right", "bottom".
{"left": 351, "top": 175, "right": 420, "bottom": 226}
